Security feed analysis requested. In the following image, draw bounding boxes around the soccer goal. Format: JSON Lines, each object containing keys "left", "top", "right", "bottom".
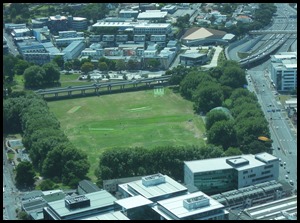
{"left": 154, "top": 85, "right": 164, "bottom": 97}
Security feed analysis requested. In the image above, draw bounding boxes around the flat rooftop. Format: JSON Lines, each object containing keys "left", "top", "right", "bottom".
{"left": 114, "top": 195, "right": 153, "bottom": 209}
{"left": 46, "top": 190, "right": 116, "bottom": 218}
{"left": 119, "top": 174, "right": 187, "bottom": 200}
{"left": 154, "top": 191, "right": 224, "bottom": 219}
{"left": 184, "top": 153, "right": 278, "bottom": 173}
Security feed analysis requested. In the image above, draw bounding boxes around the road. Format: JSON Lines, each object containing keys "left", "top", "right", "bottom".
{"left": 246, "top": 60, "right": 297, "bottom": 191}
{"left": 3, "top": 139, "right": 22, "bottom": 220}
{"left": 3, "top": 29, "right": 19, "bottom": 56}
{"left": 231, "top": 3, "right": 297, "bottom": 192}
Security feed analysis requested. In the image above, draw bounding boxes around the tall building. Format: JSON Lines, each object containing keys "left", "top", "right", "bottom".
{"left": 68, "top": 16, "right": 88, "bottom": 31}
{"left": 270, "top": 52, "right": 297, "bottom": 92}
{"left": 184, "top": 152, "right": 280, "bottom": 195}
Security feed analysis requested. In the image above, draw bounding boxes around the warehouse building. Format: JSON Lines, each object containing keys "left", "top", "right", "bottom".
{"left": 62, "top": 40, "right": 85, "bottom": 61}
{"left": 184, "top": 152, "right": 280, "bottom": 195}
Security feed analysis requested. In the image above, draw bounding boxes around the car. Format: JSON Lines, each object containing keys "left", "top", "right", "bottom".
{"left": 280, "top": 163, "right": 283, "bottom": 167}
{"left": 279, "top": 158, "right": 282, "bottom": 162}
{"left": 283, "top": 162, "right": 286, "bottom": 165}
{"left": 289, "top": 180, "right": 294, "bottom": 185}
{"left": 287, "top": 170, "right": 290, "bottom": 174}
{"left": 285, "top": 175, "right": 289, "bottom": 179}
{"left": 278, "top": 147, "right": 280, "bottom": 150}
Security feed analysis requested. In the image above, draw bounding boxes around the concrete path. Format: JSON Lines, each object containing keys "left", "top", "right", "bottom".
{"left": 202, "top": 46, "right": 223, "bottom": 68}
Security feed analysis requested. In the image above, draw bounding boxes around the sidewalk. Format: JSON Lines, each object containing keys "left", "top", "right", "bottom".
{"left": 202, "top": 46, "right": 223, "bottom": 68}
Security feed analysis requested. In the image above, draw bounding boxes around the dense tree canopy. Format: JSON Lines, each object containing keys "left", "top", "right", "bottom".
{"left": 205, "top": 109, "right": 231, "bottom": 131}
{"left": 15, "top": 161, "right": 35, "bottom": 188}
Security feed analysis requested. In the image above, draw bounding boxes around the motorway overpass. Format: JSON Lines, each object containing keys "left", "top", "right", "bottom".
{"left": 249, "top": 30, "right": 297, "bottom": 35}
{"left": 34, "top": 75, "right": 171, "bottom": 99}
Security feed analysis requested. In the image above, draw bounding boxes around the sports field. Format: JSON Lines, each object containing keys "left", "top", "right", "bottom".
{"left": 48, "top": 87, "right": 206, "bottom": 181}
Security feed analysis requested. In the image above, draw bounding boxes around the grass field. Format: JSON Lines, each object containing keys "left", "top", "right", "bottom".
{"left": 48, "top": 87, "right": 206, "bottom": 181}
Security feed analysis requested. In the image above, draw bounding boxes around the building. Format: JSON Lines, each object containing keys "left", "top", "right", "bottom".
{"left": 79, "top": 211, "right": 129, "bottom": 220}
{"left": 4, "top": 23, "right": 27, "bottom": 33}
{"left": 55, "top": 37, "right": 85, "bottom": 47}
{"left": 58, "top": 30, "right": 78, "bottom": 38}
{"left": 134, "top": 23, "right": 172, "bottom": 35}
{"left": 184, "top": 152, "right": 280, "bottom": 195}
{"left": 236, "top": 15, "right": 253, "bottom": 23}
{"left": 231, "top": 195, "right": 297, "bottom": 220}
{"left": 161, "top": 5, "right": 177, "bottom": 14}
{"left": 43, "top": 190, "right": 117, "bottom": 220}
{"left": 68, "top": 16, "right": 88, "bottom": 31}
{"left": 11, "top": 28, "right": 31, "bottom": 37}
{"left": 180, "top": 53, "right": 208, "bottom": 66}
{"left": 270, "top": 52, "right": 297, "bottom": 92}
{"left": 77, "top": 180, "right": 101, "bottom": 195}
{"left": 33, "top": 26, "right": 51, "bottom": 43}
{"left": 62, "top": 40, "right": 85, "bottom": 61}
{"left": 48, "top": 15, "right": 68, "bottom": 33}
{"left": 118, "top": 173, "right": 188, "bottom": 202}
{"left": 119, "top": 10, "right": 139, "bottom": 19}
{"left": 181, "top": 27, "right": 230, "bottom": 46}
{"left": 114, "top": 195, "right": 157, "bottom": 220}
{"left": 137, "top": 10, "right": 168, "bottom": 21}
{"left": 31, "top": 17, "right": 48, "bottom": 29}
{"left": 17, "top": 40, "right": 46, "bottom": 56}
{"left": 211, "top": 180, "right": 289, "bottom": 210}
{"left": 152, "top": 191, "right": 229, "bottom": 220}
{"left": 103, "top": 176, "right": 144, "bottom": 194}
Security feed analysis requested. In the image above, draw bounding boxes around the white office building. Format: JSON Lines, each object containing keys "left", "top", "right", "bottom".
{"left": 134, "top": 23, "right": 172, "bottom": 35}
{"left": 270, "top": 52, "right": 297, "bottom": 92}
{"left": 184, "top": 152, "right": 280, "bottom": 195}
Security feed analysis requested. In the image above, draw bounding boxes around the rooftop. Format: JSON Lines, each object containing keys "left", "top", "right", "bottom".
{"left": 46, "top": 190, "right": 116, "bottom": 218}
{"left": 115, "top": 195, "right": 153, "bottom": 209}
{"left": 119, "top": 174, "right": 187, "bottom": 200}
{"left": 79, "top": 211, "right": 129, "bottom": 220}
{"left": 184, "top": 152, "right": 278, "bottom": 173}
{"left": 154, "top": 191, "right": 224, "bottom": 219}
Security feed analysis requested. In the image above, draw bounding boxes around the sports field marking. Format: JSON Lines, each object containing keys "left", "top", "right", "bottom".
{"left": 67, "top": 106, "right": 81, "bottom": 114}
{"left": 89, "top": 128, "right": 114, "bottom": 131}
{"left": 128, "top": 106, "right": 152, "bottom": 112}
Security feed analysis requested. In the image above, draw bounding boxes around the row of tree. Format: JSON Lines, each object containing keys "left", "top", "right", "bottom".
{"left": 96, "top": 144, "right": 238, "bottom": 185}
{"left": 4, "top": 92, "right": 90, "bottom": 188}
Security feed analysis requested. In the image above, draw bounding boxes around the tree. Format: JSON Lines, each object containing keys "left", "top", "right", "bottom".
{"left": 23, "top": 66, "right": 45, "bottom": 89}
{"left": 223, "top": 147, "right": 242, "bottom": 156}
{"left": 72, "top": 58, "right": 81, "bottom": 70}
{"left": 219, "top": 66, "right": 247, "bottom": 88}
{"left": 39, "top": 179, "right": 55, "bottom": 191}
{"left": 207, "top": 120, "right": 237, "bottom": 150}
{"left": 98, "top": 62, "right": 108, "bottom": 73}
{"left": 180, "top": 72, "right": 215, "bottom": 100}
{"left": 115, "top": 60, "right": 126, "bottom": 73}
{"left": 4, "top": 54, "right": 18, "bottom": 82}
{"left": 127, "top": 59, "right": 138, "bottom": 71}
{"left": 52, "top": 55, "right": 64, "bottom": 70}
{"left": 81, "top": 62, "right": 94, "bottom": 74}
{"left": 14, "top": 59, "right": 30, "bottom": 76}
{"left": 192, "top": 81, "right": 224, "bottom": 114}
{"left": 64, "top": 61, "right": 73, "bottom": 72}
{"left": 205, "top": 109, "right": 230, "bottom": 131}
{"left": 146, "top": 58, "right": 160, "bottom": 70}
{"left": 17, "top": 211, "right": 30, "bottom": 220}
{"left": 42, "top": 62, "right": 60, "bottom": 85}
{"left": 15, "top": 161, "right": 35, "bottom": 188}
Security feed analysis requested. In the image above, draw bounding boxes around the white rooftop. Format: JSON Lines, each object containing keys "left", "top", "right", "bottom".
{"left": 119, "top": 174, "right": 187, "bottom": 200}
{"left": 154, "top": 191, "right": 224, "bottom": 219}
{"left": 138, "top": 10, "right": 167, "bottom": 19}
{"left": 185, "top": 153, "right": 278, "bottom": 173}
{"left": 114, "top": 195, "right": 153, "bottom": 209}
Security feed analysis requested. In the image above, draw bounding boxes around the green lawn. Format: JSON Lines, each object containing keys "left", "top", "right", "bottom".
{"left": 48, "top": 87, "right": 206, "bottom": 181}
